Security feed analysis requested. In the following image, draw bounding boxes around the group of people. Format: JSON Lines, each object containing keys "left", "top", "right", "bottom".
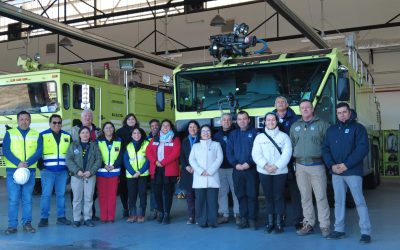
{"left": 2, "top": 96, "right": 372, "bottom": 244}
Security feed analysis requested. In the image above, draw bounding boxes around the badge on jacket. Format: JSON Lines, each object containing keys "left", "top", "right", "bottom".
{"left": 73, "top": 149, "right": 80, "bottom": 155}
{"left": 345, "top": 129, "right": 350, "bottom": 134}
{"left": 114, "top": 147, "right": 119, "bottom": 152}
{"left": 64, "top": 138, "right": 69, "bottom": 142}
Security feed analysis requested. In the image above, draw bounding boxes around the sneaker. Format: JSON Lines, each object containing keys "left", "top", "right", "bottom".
{"left": 23, "top": 222, "right": 36, "bottom": 233}
{"left": 296, "top": 224, "right": 314, "bottom": 236}
{"left": 320, "top": 227, "right": 331, "bottom": 238}
{"left": 176, "top": 191, "right": 186, "bottom": 199}
{"left": 187, "top": 217, "right": 195, "bottom": 225}
{"left": 234, "top": 214, "right": 241, "bottom": 225}
{"left": 72, "top": 221, "right": 81, "bottom": 228}
{"left": 327, "top": 231, "right": 346, "bottom": 240}
{"left": 84, "top": 220, "right": 95, "bottom": 227}
{"left": 56, "top": 217, "right": 71, "bottom": 225}
{"left": 359, "top": 234, "right": 371, "bottom": 244}
{"left": 127, "top": 216, "right": 137, "bottom": 223}
{"left": 217, "top": 216, "right": 229, "bottom": 224}
{"left": 38, "top": 218, "right": 48, "bottom": 227}
{"left": 4, "top": 227, "right": 17, "bottom": 235}
{"left": 137, "top": 216, "right": 145, "bottom": 223}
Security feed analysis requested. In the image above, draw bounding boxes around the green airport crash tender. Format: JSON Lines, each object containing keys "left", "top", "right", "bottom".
{"left": 0, "top": 56, "right": 174, "bottom": 176}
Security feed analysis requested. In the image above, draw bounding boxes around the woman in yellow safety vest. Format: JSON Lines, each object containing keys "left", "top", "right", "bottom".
{"left": 124, "top": 127, "right": 149, "bottom": 223}
{"left": 96, "top": 122, "right": 123, "bottom": 223}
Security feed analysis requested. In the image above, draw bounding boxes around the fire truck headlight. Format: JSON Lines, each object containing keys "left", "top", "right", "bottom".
{"left": 162, "top": 74, "right": 171, "bottom": 85}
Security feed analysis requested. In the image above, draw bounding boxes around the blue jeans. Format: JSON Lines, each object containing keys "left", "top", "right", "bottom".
{"left": 150, "top": 181, "right": 157, "bottom": 210}
{"left": 6, "top": 169, "right": 36, "bottom": 228}
{"left": 40, "top": 169, "right": 68, "bottom": 218}
{"left": 332, "top": 175, "right": 372, "bottom": 235}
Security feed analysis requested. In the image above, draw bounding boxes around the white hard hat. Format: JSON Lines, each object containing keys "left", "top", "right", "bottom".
{"left": 13, "top": 168, "right": 30, "bottom": 185}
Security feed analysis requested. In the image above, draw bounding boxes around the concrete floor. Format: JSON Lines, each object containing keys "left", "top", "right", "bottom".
{"left": 0, "top": 178, "right": 398, "bottom": 250}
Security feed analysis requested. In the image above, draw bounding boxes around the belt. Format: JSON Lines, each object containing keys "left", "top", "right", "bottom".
{"left": 295, "top": 157, "right": 323, "bottom": 165}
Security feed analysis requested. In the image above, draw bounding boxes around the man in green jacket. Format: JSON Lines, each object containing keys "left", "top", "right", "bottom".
{"left": 290, "top": 100, "right": 330, "bottom": 237}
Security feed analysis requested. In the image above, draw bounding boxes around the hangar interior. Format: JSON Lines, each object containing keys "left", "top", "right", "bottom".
{"left": 0, "top": 1, "right": 399, "bottom": 249}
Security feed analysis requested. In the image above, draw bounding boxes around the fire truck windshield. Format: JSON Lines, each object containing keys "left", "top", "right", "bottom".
{"left": 0, "top": 81, "right": 58, "bottom": 115}
{"left": 175, "top": 58, "right": 330, "bottom": 112}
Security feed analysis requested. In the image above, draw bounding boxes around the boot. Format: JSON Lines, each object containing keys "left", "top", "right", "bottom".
{"left": 275, "top": 215, "right": 284, "bottom": 234}
{"left": 281, "top": 214, "right": 286, "bottom": 227}
{"left": 156, "top": 211, "right": 164, "bottom": 224}
{"left": 162, "top": 212, "right": 170, "bottom": 224}
{"left": 237, "top": 218, "right": 249, "bottom": 229}
{"left": 264, "top": 214, "right": 274, "bottom": 234}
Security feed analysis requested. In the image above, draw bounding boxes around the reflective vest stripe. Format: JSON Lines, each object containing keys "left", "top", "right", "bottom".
{"left": 97, "top": 168, "right": 120, "bottom": 173}
{"left": 43, "top": 155, "right": 66, "bottom": 160}
{"left": 129, "top": 155, "right": 146, "bottom": 161}
{"left": 45, "top": 161, "right": 67, "bottom": 166}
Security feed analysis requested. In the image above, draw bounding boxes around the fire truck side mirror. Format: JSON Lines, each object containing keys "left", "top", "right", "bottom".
{"left": 156, "top": 90, "right": 165, "bottom": 112}
{"left": 337, "top": 76, "right": 350, "bottom": 101}
{"left": 337, "top": 65, "right": 350, "bottom": 101}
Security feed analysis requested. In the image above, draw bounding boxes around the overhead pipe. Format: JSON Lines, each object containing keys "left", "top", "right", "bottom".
{"left": 265, "top": 0, "right": 329, "bottom": 49}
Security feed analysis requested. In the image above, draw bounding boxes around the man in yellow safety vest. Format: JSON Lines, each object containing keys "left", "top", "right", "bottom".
{"left": 3, "top": 111, "right": 43, "bottom": 235}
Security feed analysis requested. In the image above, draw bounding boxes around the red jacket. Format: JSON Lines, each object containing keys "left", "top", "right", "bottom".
{"left": 146, "top": 136, "right": 181, "bottom": 178}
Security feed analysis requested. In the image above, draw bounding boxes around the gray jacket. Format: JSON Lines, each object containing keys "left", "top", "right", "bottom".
{"left": 66, "top": 140, "right": 102, "bottom": 177}
{"left": 290, "top": 116, "right": 329, "bottom": 165}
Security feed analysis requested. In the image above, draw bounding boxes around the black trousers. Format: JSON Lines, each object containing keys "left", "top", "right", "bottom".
{"left": 259, "top": 173, "right": 287, "bottom": 215}
{"left": 127, "top": 176, "right": 148, "bottom": 216}
{"left": 118, "top": 167, "right": 129, "bottom": 211}
{"left": 233, "top": 167, "right": 258, "bottom": 220}
{"left": 195, "top": 188, "right": 218, "bottom": 226}
{"left": 154, "top": 167, "right": 176, "bottom": 214}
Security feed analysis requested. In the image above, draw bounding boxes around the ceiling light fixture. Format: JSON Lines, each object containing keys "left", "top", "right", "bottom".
{"left": 210, "top": 10, "right": 226, "bottom": 27}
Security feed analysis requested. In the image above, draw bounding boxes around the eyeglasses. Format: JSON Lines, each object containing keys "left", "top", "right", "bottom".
{"left": 52, "top": 121, "right": 62, "bottom": 125}
{"left": 201, "top": 130, "right": 211, "bottom": 133}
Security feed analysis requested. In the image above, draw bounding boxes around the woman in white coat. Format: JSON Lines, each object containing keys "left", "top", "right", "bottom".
{"left": 252, "top": 112, "right": 292, "bottom": 234}
{"left": 189, "top": 124, "right": 223, "bottom": 228}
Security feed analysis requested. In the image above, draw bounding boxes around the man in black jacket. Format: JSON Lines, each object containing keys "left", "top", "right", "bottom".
{"left": 322, "top": 102, "right": 372, "bottom": 244}
{"left": 227, "top": 111, "right": 258, "bottom": 230}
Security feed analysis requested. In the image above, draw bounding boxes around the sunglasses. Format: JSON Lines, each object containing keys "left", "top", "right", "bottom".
{"left": 52, "top": 121, "right": 62, "bottom": 125}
